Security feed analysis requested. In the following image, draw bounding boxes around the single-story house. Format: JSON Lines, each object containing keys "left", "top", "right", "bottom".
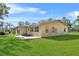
{"left": 15, "top": 19, "right": 69, "bottom": 37}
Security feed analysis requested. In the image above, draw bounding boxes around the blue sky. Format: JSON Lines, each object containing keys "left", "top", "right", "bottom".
{"left": 5, "top": 3, "right": 79, "bottom": 26}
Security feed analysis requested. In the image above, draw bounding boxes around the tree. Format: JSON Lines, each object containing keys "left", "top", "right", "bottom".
{"left": 62, "top": 17, "right": 71, "bottom": 26}
{"left": 5, "top": 22, "right": 14, "bottom": 33}
{"left": 0, "top": 3, "right": 10, "bottom": 19}
{"left": 18, "top": 21, "right": 24, "bottom": 26}
{"left": 25, "top": 21, "right": 30, "bottom": 25}
{"left": 76, "top": 16, "right": 79, "bottom": 21}
{"left": 39, "top": 20, "right": 46, "bottom": 23}
{"left": 48, "top": 18, "right": 52, "bottom": 21}
{"left": 0, "top": 3, "right": 10, "bottom": 31}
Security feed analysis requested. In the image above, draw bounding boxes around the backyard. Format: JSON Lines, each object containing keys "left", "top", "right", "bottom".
{"left": 0, "top": 32, "right": 79, "bottom": 56}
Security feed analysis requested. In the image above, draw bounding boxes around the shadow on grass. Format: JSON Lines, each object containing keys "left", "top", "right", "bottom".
{"left": 43, "top": 34, "right": 79, "bottom": 41}
{"left": 0, "top": 39, "right": 32, "bottom": 56}
{"left": 11, "top": 40, "right": 32, "bottom": 49}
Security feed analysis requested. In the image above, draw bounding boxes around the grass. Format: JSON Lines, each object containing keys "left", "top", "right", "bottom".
{"left": 0, "top": 33, "right": 79, "bottom": 56}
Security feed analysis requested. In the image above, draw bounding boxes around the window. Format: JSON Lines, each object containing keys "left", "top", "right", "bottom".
{"left": 64, "top": 28, "right": 66, "bottom": 32}
{"left": 45, "top": 29, "right": 48, "bottom": 33}
{"left": 30, "top": 27, "right": 33, "bottom": 32}
{"left": 52, "top": 27, "right": 55, "bottom": 32}
{"left": 52, "top": 27, "right": 57, "bottom": 33}
{"left": 35, "top": 27, "right": 37, "bottom": 32}
{"left": 35, "top": 27, "right": 39, "bottom": 32}
{"left": 37, "top": 27, "right": 39, "bottom": 32}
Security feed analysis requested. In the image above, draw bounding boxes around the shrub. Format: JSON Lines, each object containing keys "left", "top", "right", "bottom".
{"left": 0, "top": 32, "right": 5, "bottom": 35}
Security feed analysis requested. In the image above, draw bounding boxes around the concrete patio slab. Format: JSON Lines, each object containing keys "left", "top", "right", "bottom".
{"left": 16, "top": 35, "right": 41, "bottom": 39}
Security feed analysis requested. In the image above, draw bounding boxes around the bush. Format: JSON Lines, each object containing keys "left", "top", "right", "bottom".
{"left": 0, "top": 32, "right": 5, "bottom": 35}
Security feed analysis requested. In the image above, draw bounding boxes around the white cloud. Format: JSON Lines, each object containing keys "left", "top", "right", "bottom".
{"left": 39, "top": 11, "right": 47, "bottom": 14}
{"left": 25, "top": 7, "right": 40, "bottom": 12}
{"left": 67, "top": 11, "right": 79, "bottom": 19}
{"left": 6, "top": 3, "right": 26, "bottom": 14}
{"left": 6, "top": 3, "right": 46, "bottom": 14}
{"left": 4, "top": 16, "right": 51, "bottom": 22}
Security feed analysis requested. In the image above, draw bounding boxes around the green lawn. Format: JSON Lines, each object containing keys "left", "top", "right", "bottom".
{"left": 0, "top": 33, "right": 79, "bottom": 56}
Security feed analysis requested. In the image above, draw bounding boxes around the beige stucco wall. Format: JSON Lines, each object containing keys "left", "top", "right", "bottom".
{"left": 39, "top": 21, "right": 68, "bottom": 37}
{"left": 16, "top": 26, "right": 29, "bottom": 35}
{"left": 30, "top": 32, "right": 41, "bottom": 36}
{"left": 53, "top": 21, "right": 68, "bottom": 35}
